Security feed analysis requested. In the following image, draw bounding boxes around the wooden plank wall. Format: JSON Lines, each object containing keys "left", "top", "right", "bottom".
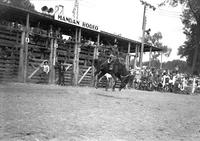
{"left": 78, "top": 65, "right": 93, "bottom": 86}
{"left": 0, "top": 20, "right": 22, "bottom": 82}
{"left": 78, "top": 44, "right": 94, "bottom": 86}
{"left": 27, "top": 27, "right": 50, "bottom": 83}
{"left": 0, "top": 20, "right": 127, "bottom": 87}
{"left": 54, "top": 44, "right": 95, "bottom": 86}
{"left": 55, "top": 40, "right": 75, "bottom": 85}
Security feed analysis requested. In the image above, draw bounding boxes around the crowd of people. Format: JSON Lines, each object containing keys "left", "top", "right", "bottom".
{"left": 37, "top": 58, "right": 200, "bottom": 95}
{"left": 129, "top": 66, "right": 200, "bottom": 94}
{"left": 35, "top": 39, "right": 199, "bottom": 95}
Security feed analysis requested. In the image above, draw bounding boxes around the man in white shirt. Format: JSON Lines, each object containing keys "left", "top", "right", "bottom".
{"left": 40, "top": 60, "right": 50, "bottom": 83}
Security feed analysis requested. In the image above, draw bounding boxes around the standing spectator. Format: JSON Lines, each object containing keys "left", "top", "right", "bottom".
{"left": 57, "top": 61, "right": 65, "bottom": 86}
{"left": 162, "top": 72, "right": 170, "bottom": 88}
{"left": 175, "top": 66, "right": 179, "bottom": 74}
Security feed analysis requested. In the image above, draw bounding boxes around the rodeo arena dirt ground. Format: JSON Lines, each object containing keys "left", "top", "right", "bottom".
{"left": 1, "top": 83, "right": 200, "bottom": 141}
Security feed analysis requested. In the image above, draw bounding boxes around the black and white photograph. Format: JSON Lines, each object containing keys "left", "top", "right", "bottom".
{"left": 1, "top": 0, "right": 200, "bottom": 140}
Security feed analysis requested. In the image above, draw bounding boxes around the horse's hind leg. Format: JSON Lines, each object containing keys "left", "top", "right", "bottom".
{"left": 95, "top": 80, "right": 98, "bottom": 89}
{"left": 111, "top": 75, "right": 117, "bottom": 91}
{"left": 118, "top": 76, "right": 125, "bottom": 91}
{"left": 95, "top": 72, "right": 106, "bottom": 89}
{"left": 105, "top": 78, "right": 109, "bottom": 91}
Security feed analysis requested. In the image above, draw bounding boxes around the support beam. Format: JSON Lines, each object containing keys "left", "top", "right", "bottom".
{"left": 52, "top": 37, "right": 58, "bottom": 83}
{"left": 125, "top": 42, "right": 131, "bottom": 70}
{"left": 18, "top": 30, "right": 25, "bottom": 82}
{"left": 73, "top": 28, "right": 78, "bottom": 86}
{"left": 160, "top": 51, "right": 163, "bottom": 69}
{"left": 78, "top": 67, "right": 92, "bottom": 84}
{"left": 134, "top": 44, "right": 140, "bottom": 69}
{"left": 140, "top": 4, "right": 147, "bottom": 68}
{"left": 49, "top": 27, "right": 58, "bottom": 84}
{"left": 49, "top": 25, "right": 54, "bottom": 84}
{"left": 92, "top": 33, "right": 100, "bottom": 86}
{"left": 23, "top": 13, "right": 29, "bottom": 83}
{"left": 73, "top": 28, "right": 81, "bottom": 86}
{"left": 149, "top": 46, "right": 152, "bottom": 68}
{"left": 140, "top": 1, "right": 155, "bottom": 68}
{"left": 94, "top": 33, "right": 100, "bottom": 59}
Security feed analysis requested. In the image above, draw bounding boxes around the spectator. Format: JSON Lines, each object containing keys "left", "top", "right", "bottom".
{"left": 57, "top": 61, "right": 65, "bottom": 86}
{"left": 40, "top": 60, "right": 50, "bottom": 83}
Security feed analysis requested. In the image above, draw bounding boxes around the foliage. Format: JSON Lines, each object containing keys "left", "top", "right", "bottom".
{"left": 160, "top": 0, "right": 200, "bottom": 74}
{"left": 1, "top": 0, "right": 35, "bottom": 10}
{"left": 144, "top": 32, "right": 172, "bottom": 60}
{"left": 162, "top": 59, "right": 190, "bottom": 73}
{"left": 143, "top": 59, "right": 161, "bottom": 69}
{"left": 143, "top": 59, "right": 190, "bottom": 73}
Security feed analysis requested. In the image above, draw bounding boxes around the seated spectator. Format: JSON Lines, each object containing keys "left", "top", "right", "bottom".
{"left": 40, "top": 60, "right": 50, "bottom": 83}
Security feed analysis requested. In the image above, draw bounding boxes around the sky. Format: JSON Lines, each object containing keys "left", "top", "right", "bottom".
{"left": 30, "top": 0, "right": 186, "bottom": 62}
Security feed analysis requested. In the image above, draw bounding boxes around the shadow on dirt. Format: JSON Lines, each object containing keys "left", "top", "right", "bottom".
{"left": 94, "top": 93, "right": 131, "bottom": 101}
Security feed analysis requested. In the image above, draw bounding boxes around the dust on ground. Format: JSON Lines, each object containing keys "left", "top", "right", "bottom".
{"left": 1, "top": 83, "right": 200, "bottom": 141}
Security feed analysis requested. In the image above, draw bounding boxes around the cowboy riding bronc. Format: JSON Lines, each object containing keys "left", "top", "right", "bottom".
{"left": 107, "top": 41, "right": 119, "bottom": 70}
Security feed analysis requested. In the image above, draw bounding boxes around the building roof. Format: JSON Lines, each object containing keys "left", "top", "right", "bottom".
{"left": 0, "top": 2, "right": 162, "bottom": 53}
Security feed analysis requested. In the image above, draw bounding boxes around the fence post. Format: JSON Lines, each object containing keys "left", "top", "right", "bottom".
{"left": 126, "top": 42, "right": 131, "bottom": 70}
{"left": 18, "top": 30, "right": 25, "bottom": 82}
{"left": 73, "top": 28, "right": 81, "bottom": 86}
{"left": 92, "top": 33, "right": 100, "bottom": 86}
{"left": 23, "top": 13, "right": 30, "bottom": 83}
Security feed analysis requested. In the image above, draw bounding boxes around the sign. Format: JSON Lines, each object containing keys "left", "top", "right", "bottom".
{"left": 54, "top": 14, "right": 100, "bottom": 32}
{"left": 54, "top": 5, "right": 64, "bottom": 16}
{"left": 53, "top": 5, "right": 99, "bottom": 31}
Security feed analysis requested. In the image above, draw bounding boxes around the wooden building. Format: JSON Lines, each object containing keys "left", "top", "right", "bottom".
{"left": 0, "top": 2, "right": 161, "bottom": 86}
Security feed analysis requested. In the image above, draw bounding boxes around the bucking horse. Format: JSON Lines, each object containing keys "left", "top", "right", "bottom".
{"left": 93, "top": 58, "right": 134, "bottom": 91}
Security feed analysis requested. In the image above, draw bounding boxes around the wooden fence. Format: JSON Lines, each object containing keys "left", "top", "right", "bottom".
{"left": 0, "top": 19, "right": 126, "bottom": 87}
{"left": 0, "top": 21, "right": 21, "bottom": 82}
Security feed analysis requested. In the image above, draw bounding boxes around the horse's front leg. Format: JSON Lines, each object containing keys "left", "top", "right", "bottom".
{"left": 118, "top": 76, "right": 125, "bottom": 91}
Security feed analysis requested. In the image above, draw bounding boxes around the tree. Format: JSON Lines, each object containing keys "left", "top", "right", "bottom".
{"left": 144, "top": 32, "right": 172, "bottom": 68}
{"left": 143, "top": 59, "right": 161, "bottom": 69}
{"left": 1, "top": 0, "right": 35, "bottom": 10}
{"left": 160, "top": 0, "right": 200, "bottom": 74}
{"left": 162, "top": 60, "right": 190, "bottom": 73}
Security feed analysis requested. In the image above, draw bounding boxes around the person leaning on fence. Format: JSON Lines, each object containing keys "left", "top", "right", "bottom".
{"left": 57, "top": 61, "right": 65, "bottom": 86}
{"left": 40, "top": 60, "right": 50, "bottom": 83}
